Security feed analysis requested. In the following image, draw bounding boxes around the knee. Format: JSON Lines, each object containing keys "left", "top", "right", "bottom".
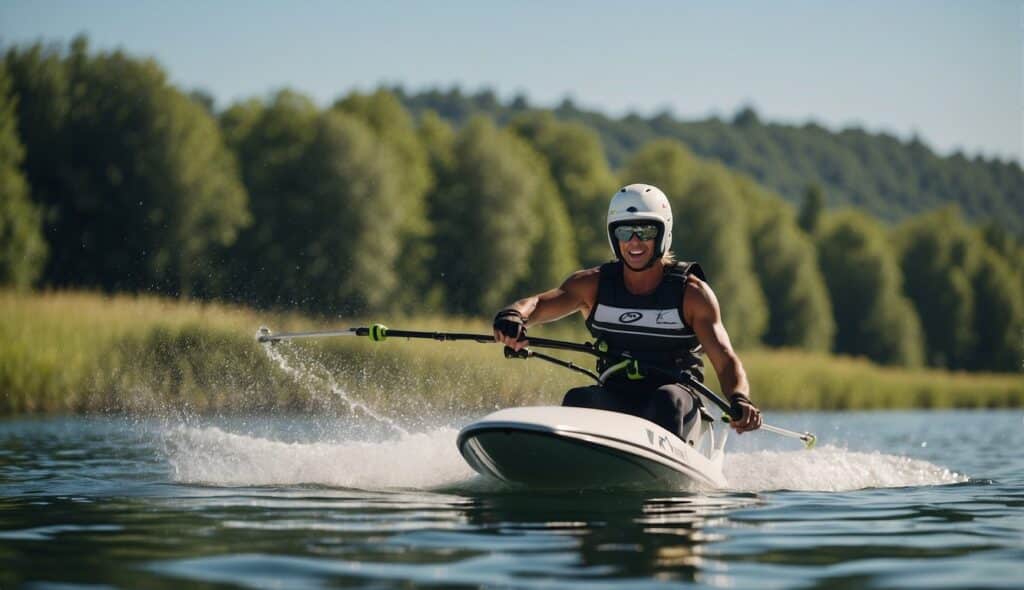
{"left": 562, "top": 386, "right": 593, "bottom": 407}
{"left": 648, "top": 387, "right": 690, "bottom": 420}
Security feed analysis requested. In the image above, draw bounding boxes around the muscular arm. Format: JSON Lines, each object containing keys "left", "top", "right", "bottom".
{"left": 682, "top": 276, "right": 761, "bottom": 432}
{"left": 493, "top": 268, "right": 599, "bottom": 349}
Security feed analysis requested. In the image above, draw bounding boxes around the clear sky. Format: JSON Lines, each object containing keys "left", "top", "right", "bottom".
{"left": 2, "top": 0, "right": 1021, "bottom": 163}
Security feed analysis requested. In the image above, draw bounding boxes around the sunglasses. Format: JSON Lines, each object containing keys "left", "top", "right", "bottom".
{"left": 613, "top": 224, "right": 659, "bottom": 242}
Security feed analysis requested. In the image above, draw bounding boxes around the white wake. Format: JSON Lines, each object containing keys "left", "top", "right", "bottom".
{"left": 164, "top": 426, "right": 966, "bottom": 492}
{"left": 164, "top": 425, "right": 473, "bottom": 489}
{"left": 725, "top": 445, "right": 968, "bottom": 492}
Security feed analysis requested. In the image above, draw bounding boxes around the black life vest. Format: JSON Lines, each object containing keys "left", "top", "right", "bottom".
{"left": 585, "top": 260, "right": 705, "bottom": 384}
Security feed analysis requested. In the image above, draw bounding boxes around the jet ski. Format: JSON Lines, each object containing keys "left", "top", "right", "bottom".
{"left": 457, "top": 405, "right": 728, "bottom": 490}
{"left": 256, "top": 325, "right": 814, "bottom": 488}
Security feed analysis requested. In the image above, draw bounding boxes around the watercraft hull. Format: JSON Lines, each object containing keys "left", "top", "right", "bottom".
{"left": 457, "top": 406, "right": 727, "bottom": 490}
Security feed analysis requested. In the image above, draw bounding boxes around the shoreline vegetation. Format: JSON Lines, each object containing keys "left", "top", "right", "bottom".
{"left": 4, "top": 39, "right": 1023, "bottom": 377}
{"left": 2, "top": 291, "right": 1021, "bottom": 417}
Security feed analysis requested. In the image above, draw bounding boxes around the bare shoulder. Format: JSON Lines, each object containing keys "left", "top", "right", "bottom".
{"left": 561, "top": 266, "right": 601, "bottom": 308}
{"left": 683, "top": 274, "right": 721, "bottom": 320}
{"left": 564, "top": 266, "right": 601, "bottom": 285}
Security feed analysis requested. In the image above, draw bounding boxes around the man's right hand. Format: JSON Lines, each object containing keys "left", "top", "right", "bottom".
{"left": 728, "top": 394, "right": 762, "bottom": 434}
{"left": 493, "top": 309, "right": 527, "bottom": 350}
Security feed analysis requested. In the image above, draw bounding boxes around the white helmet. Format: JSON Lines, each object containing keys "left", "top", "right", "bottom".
{"left": 607, "top": 184, "right": 673, "bottom": 265}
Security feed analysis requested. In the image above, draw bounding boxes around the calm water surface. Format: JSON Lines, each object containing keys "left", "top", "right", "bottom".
{"left": 1, "top": 411, "right": 1022, "bottom": 589}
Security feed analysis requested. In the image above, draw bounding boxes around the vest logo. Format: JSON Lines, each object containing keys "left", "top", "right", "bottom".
{"left": 619, "top": 311, "right": 643, "bottom": 323}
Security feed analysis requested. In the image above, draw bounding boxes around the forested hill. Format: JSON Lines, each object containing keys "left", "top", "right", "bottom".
{"left": 395, "top": 88, "right": 1024, "bottom": 235}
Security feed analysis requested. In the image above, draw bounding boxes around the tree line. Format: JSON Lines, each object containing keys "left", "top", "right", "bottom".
{"left": 396, "top": 88, "right": 1024, "bottom": 236}
{"left": 2, "top": 38, "right": 1022, "bottom": 373}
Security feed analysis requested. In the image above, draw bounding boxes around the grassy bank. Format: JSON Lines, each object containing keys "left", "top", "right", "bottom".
{"left": 2, "top": 291, "right": 1021, "bottom": 416}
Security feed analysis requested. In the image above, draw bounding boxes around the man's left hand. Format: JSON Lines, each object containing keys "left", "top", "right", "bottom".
{"left": 729, "top": 394, "right": 762, "bottom": 433}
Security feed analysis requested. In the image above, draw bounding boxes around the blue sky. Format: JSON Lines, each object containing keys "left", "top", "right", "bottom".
{"left": 2, "top": 0, "right": 1021, "bottom": 162}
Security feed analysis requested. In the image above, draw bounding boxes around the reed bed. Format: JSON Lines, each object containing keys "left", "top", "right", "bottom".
{"left": 2, "top": 291, "right": 1020, "bottom": 416}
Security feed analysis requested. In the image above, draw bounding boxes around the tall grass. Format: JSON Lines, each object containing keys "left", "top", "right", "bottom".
{"left": 1, "top": 290, "right": 1021, "bottom": 416}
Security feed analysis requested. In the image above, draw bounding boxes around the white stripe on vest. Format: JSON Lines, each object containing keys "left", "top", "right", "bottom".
{"left": 592, "top": 304, "right": 685, "bottom": 332}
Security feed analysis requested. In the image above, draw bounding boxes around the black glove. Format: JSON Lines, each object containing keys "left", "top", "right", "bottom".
{"left": 493, "top": 309, "right": 527, "bottom": 341}
{"left": 728, "top": 393, "right": 752, "bottom": 422}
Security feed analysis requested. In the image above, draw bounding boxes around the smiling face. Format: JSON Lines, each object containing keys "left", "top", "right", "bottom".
{"left": 613, "top": 223, "right": 661, "bottom": 271}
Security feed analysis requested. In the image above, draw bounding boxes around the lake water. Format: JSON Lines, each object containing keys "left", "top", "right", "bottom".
{"left": 1, "top": 408, "right": 1022, "bottom": 589}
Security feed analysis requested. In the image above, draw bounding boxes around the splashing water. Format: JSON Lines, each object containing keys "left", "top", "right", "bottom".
{"left": 165, "top": 425, "right": 473, "bottom": 489}
{"left": 725, "top": 445, "right": 967, "bottom": 492}
{"left": 260, "top": 341, "right": 409, "bottom": 437}
{"left": 164, "top": 423, "right": 966, "bottom": 493}
{"left": 165, "top": 334, "right": 969, "bottom": 493}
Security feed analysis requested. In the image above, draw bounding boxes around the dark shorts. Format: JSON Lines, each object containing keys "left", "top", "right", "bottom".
{"left": 561, "top": 382, "right": 702, "bottom": 438}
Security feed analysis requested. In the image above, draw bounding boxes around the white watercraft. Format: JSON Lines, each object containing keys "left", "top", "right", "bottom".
{"left": 256, "top": 325, "right": 815, "bottom": 490}
{"left": 457, "top": 405, "right": 728, "bottom": 489}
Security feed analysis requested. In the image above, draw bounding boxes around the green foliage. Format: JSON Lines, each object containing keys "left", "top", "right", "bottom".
{"left": 969, "top": 247, "right": 1024, "bottom": 372}
{"left": 418, "top": 110, "right": 457, "bottom": 178}
{"left": 2, "top": 291, "right": 1020, "bottom": 415}
{"left": 0, "top": 62, "right": 47, "bottom": 288}
{"left": 416, "top": 111, "right": 458, "bottom": 310}
{"left": 4, "top": 38, "right": 1021, "bottom": 373}
{"left": 798, "top": 183, "right": 824, "bottom": 234}
{"left": 333, "top": 90, "right": 435, "bottom": 310}
{"left": 513, "top": 167, "right": 579, "bottom": 296}
{"left": 981, "top": 222, "right": 1024, "bottom": 293}
{"left": 621, "top": 140, "right": 768, "bottom": 347}
{"left": 894, "top": 211, "right": 1024, "bottom": 372}
{"left": 399, "top": 90, "right": 1024, "bottom": 236}
{"left": 736, "top": 178, "right": 834, "bottom": 351}
{"left": 222, "top": 91, "right": 404, "bottom": 314}
{"left": 894, "top": 207, "right": 980, "bottom": 368}
{"left": 735, "top": 349, "right": 1023, "bottom": 411}
{"left": 430, "top": 116, "right": 574, "bottom": 314}
{"left": 508, "top": 111, "right": 618, "bottom": 267}
{"left": 4, "top": 38, "right": 249, "bottom": 296}
{"left": 816, "top": 210, "right": 924, "bottom": 366}
{"left": 0, "top": 291, "right": 301, "bottom": 414}
{"left": 308, "top": 111, "right": 406, "bottom": 311}
{"left": 218, "top": 91, "right": 318, "bottom": 307}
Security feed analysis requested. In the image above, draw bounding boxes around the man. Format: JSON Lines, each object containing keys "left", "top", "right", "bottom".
{"left": 493, "top": 183, "right": 762, "bottom": 438}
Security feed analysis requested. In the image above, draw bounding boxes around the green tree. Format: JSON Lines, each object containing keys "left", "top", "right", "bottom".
{"left": 5, "top": 38, "right": 249, "bottom": 295}
{"left": 817, "top": 211, "right": 924, "bottom": 366}
{"left": 418, "top": 111, "right": 457, "bottom": 183}
{"left": 0, "top": 62, "right": 47, "bottom": 288}
{"left": 431, "top": 116, "right": 570, "bottom": 314}
{"left": 737, "top": 178, "right": 834, "bottom": 351}
{"left": 222, "top": 92, "right": 405, "bottom": 314}
{"left": 399, "top": 89, "right": 1024, "bottom": 236}
{"left": 798, "top": 183, "right": 825, "bottom": 234}
{"left": 334, "top": 90, "right": 434, "bottom": 309}
{"left": 509, "top": 111, "right": 618, "bottom": 266}
{"left": 416, "top": 111, "right": 458, "bottom": 310}
{"left": 2, "top": 42, "right": 69, "bottom": 213}
{"left": 895, "top": 207, "right": 979, "bottom": 368}
{"left": 621, "top": 140, "right": 768, "bottom": 347}
{"left": 512, "top": 156, "right": 579, "bottom": 297}
{"left": 969, "top": 247, "right": 1024, "bottom": 372}
{"left": 304, "top": 111, "right": 405, "bottom": 312}
{"left": 219, "top": 91, "right": 320, "bottom": 307}
{"left": 981, "top": 222, "right": 1024, "bottom": 292}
